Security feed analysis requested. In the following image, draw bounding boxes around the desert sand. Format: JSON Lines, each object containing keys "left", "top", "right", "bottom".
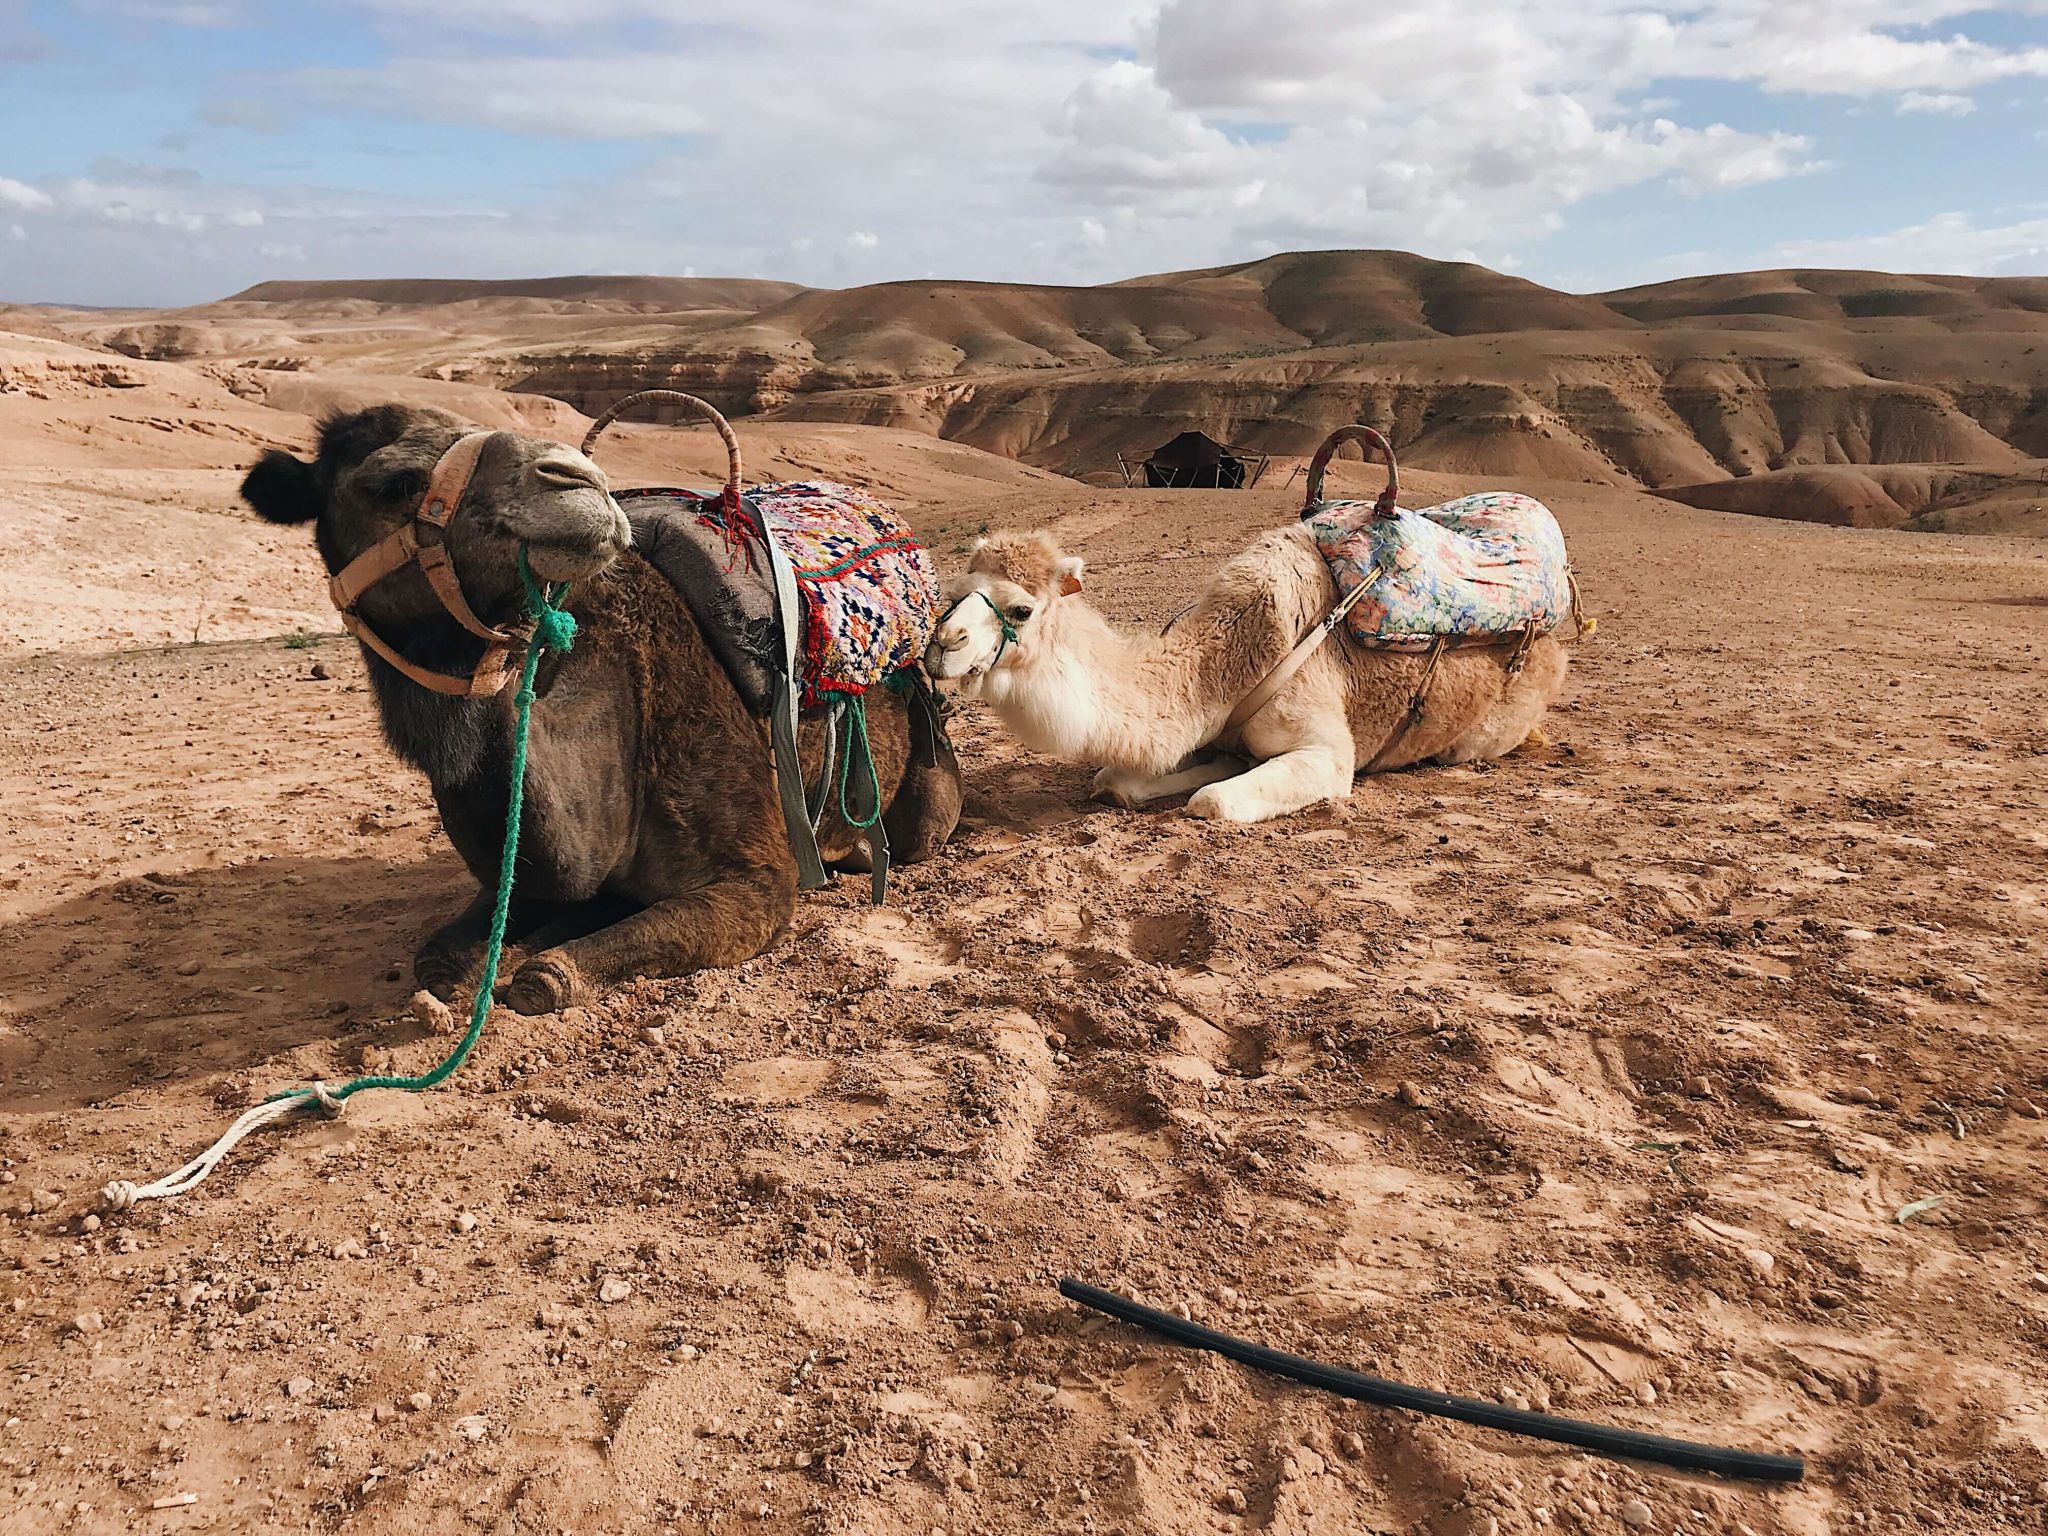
{"left": 1, "top": 289, "right": 2046, "bottom": 1536}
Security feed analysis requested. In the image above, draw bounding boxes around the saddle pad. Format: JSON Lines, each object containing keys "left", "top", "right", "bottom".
{"left": 622, "top": 480, "right": 937, "bottom": 712}
{"left": 1308, "top": 491, "right": 1570, "bottom": 652}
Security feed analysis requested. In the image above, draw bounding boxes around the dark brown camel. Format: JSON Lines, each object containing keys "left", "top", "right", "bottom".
{"left": 241, "top": 404, "right": 961, "bottom": 1014}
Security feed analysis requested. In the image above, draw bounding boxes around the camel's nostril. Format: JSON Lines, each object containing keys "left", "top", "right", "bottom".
{"left": 534, "top": 457, "right": 607, "bottom": 493}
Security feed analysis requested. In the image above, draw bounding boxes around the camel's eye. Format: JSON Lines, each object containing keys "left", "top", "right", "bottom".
{"left": 1006, "top": 604, "right": 1034, "bottom": 624}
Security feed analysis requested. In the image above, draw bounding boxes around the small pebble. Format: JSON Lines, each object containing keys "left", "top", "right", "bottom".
{"left": 599, "top": 1278, "right": 633, "bottom": 1304}
{"left": 406, "top": 1391, "right": 434, "bottom": 1413}
{"left": 409, "top": 990, "right": 455, "bottom": 1035}
{"left": 151, "top": 1494, "right": 199, "bottom": 1510}
{"left": 1337, "top": 1431, "right": 1365, "bottom": 1459}
{"left": 285, "top": 1377, "right": 315, "bottom": 1400}
{"left": 642, "top": 1025, "right": 665, "bottom": 1047}
{"left": 1634, "top": 1381, "right": 1657, "bottom": 1405}
{"left": 1217, "top": 1487, "right": 1247, "bottom": 1514}
{"left": 1743, "top": 1248, "right": 1776, "bottom": 1279}
{"left": 1620, "top": 1498, "right": 1653, "bottom": 1528}
{"left": 80, "top": 1214, "right": 100, "bottom": 1234}
{"left": 332, "top": 1238, "right": 367, "bottom": 1260}
{"left": 452, "top": 1212, "right": 479, "bottom": 1235}
{"left": 174, "top": 959, "right": 202, "bottom": 977}
{"left": 1813, "top": 1289, "right": 1846, "bottom": 1309}
{"left": 70, "top": 1311, "right": 104, "bottom": 1334}
{"left": 1501, "top": 1389, "right": 1532, "bottom": 1411}
{"left": 1686, "top": 1075, "right": 1714, "bottom": 1098}
{"left": 309, "top": 661, "right": 333, "bottom": 680}
{"left": 456, "top": 1414, "right": 489, "bottom": 1442}
{"left": 1845, "top": 1085, "right": 1879, "bottom": 1105}
{"left": 1397, "top": 1080, "right": 1428, "bottom": 1108}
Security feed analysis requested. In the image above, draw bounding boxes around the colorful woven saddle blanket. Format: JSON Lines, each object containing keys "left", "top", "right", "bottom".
{"left": 1307, "top": 491, "right": 1571, "bottom": 653}
{"left": 621, "top": 480, "right": 939, "bottom": 713}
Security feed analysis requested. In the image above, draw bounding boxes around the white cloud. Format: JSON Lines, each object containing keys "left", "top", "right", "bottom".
{"left": 1770, "top": 210, "right": 2048, "bottom": 275}
{"left": 7, "top": 1, "right": 2047, "bottom": 303}
{"left": 6, "top": 223, "right": 24, "bottom": 242}
{"left": 1896, "top": 91, "right": 1976, "bottom": 117}
{"left": 257, "top": 241, "right": 306, "bottom": 261}
{"left": 0, "top": 176, "right": 52, "bottom": 211}
{"left": 1041, "top": 59, "right": 1256, "bottom": 198}
{"left": 293, "top": 55, "right": 711, "bottom": 139}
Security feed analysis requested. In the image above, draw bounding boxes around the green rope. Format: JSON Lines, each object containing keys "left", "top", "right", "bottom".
{"left": 267, "top": 548, "right": 575, "bottom": 1106}
{"left": 833, "top": 694, "right": 883, "bottom": 830}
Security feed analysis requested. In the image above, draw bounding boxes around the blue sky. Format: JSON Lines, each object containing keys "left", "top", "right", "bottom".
{"left": 1, "top": 1, "right": 2044, "bottom": 306}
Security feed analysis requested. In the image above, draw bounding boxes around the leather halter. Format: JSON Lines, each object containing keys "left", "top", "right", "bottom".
{"left": 325, "top": 431, "right": 533, "bottom": 697}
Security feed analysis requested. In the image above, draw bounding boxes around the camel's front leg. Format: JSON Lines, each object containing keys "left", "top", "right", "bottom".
{"left": 1092, "top": 755, "right": 1245, "bottom": 809}
{"left": 500, "top": 866, "right": 795, "bottom": 1015}
{"left": 1186, "top": 735, "right": 1354, "bottom": 824}
{"left": 415, "top": 893, "right": 561, "bottom": 1001}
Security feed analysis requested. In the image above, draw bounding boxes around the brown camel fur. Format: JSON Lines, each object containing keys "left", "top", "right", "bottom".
{"left": 242, "top": 405, "right": 961, "bottom": 1013}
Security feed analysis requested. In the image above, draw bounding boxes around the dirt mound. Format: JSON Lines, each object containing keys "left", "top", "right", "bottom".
{"left": 1658, "top": 460, "right": 2048, "bottom": 535}
{"left": 1658, "top": 466, "right": 1911, "bottom": 528}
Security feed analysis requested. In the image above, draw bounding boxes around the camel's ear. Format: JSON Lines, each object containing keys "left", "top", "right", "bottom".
{"left": 1055, "top": 554, "right": 1085, "bottom": 597}
{"left": 241, "top": 450, "right": 321, "bottom": 525}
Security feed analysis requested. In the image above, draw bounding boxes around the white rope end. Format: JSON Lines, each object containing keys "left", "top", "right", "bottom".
{"left": 98, "top": 1086, "right": 339, "bottom": 1213}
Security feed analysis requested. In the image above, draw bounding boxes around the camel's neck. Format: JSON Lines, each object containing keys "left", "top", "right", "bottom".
{"left": 361, "top": 619, "right": 517, "bottom": 788}
{"left": 979, "top": 600, "right": 1209, "bottom": 773}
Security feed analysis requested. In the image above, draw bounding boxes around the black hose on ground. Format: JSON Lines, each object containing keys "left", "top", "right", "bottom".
{"left": 1058, "top": 1278, "right": 1805, "bottom": 1485}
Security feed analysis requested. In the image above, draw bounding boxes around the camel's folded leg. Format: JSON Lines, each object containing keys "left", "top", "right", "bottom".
{"left": 1186, "top": 741, "right": 1353, "bottom": 824}
{"left": 500, "top": 866, "right": 795, "bottom": 1015}
{"left": 1092, "top": 755, "right": 1244, "bottom": 809}
{"left": 415, "top": 893, "right": 561, "bottom": 1002}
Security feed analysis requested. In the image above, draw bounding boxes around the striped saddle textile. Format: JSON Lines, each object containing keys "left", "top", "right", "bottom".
{"left": 622, "top": 479, "right": 938, "bottom": 712}
{"left": 1308, "top": 490, "right": 1571, "bottom": 652}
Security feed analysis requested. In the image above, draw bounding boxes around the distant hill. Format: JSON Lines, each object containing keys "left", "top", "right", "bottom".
{"left": 222, "top": 276, "right": 811, "bottom": 310}
{"left": 9, "top": 249, "right": 2046, "bottom": 532}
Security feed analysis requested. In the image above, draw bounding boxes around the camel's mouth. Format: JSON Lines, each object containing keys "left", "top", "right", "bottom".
{"left": 524, "top": 540, "right": 623, "bottom": 585}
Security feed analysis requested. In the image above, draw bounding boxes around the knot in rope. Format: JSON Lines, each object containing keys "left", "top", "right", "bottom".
{"left": 517, "top": 546, "right": 578, "bottom": 655}
{"left": 532, "top": 606, "right": 577, "bottom": 653}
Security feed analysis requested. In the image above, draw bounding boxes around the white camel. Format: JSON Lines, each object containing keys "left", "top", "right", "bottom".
{"left": 923, "top": 523, "right": 1573, "bottom": 824}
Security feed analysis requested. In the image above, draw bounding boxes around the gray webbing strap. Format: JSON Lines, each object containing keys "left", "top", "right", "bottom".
{"left": 762, "top": 518, "right": 828, "bottom": 891}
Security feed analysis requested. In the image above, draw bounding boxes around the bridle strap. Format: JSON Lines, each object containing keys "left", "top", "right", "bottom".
{"left": 326, "top": 430, "right": 534, "bottom": 697}
{"left": 941, "top": 589, "right": 1019, "bottom": 669}
{"left": 339, "top": 610, "right": 520, "bottom": 698}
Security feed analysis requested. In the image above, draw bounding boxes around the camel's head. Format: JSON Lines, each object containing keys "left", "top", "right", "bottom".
{"left": 240, "top": 405, "right": 634, "bottom": 624}
{"left": 925, "top": 530, "right": 1085, "bottom": 688}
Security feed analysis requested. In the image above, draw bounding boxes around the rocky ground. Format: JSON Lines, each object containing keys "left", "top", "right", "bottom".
{"left": 2, "top": 440, "right": 2045, "bottom": 1536}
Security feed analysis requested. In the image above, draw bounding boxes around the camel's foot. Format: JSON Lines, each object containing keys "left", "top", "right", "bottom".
{"left": 1186, "top": 746, "right": 1351, "bottom": 823}
{"left": 414, "top": 929, "right": 487, "bottom": 1003}
{"left": 1094, "top": 757, "right": 1243, "bottom": 810}
{"left": 502, "top": 952, "right": 584, "bottom": 1016}
{"left": 1519, "top": 724, "right": 1550, "bottom": 751}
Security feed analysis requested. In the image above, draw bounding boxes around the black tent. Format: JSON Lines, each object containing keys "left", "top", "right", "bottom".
{"left": 1126, "top": 430, "right": 1267, "bottom": 489}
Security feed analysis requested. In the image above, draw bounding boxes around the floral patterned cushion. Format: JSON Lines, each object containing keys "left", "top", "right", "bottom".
{"left": 1308, "top": 491, "right": 1571, "bottom": 652}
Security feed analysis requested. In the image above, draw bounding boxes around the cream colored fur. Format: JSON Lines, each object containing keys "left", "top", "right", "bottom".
{"left": 924, "top": 526, "right": 1571, "bottom": 823}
